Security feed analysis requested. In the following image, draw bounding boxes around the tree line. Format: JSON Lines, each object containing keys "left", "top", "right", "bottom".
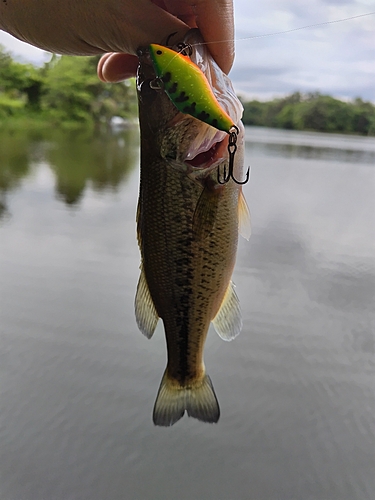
{"left": 241, "top": 92, "right": 375, "bottom": 136}
{"left": 0, "top": 45, "right": 137, "bottom": 130}
{"left": 1, "top": 46, "right": 374, "bottom": 135}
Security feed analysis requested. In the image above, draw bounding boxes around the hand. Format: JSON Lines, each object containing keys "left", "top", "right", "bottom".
{"left": 98, "top": 0, "right": 234, "bottom": 82}
{"left": 0, "top": 0, "right": 234, "bottom": 78}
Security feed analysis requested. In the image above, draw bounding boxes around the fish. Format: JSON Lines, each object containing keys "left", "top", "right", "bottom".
{"left": 135, "top": 29, "right": 250, "bottom": 426}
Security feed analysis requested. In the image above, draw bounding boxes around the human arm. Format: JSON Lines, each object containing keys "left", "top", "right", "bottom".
{"left": 0, "top": 0, "right": 234, "bottom": 77}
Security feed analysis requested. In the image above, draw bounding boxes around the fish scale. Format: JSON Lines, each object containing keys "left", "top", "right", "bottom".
{"left": 140, "top": 161, "right": 238, "bottom": 384}
{"left": 140, "top": 145, "right": 238, "bottom": 357}
{"left": 135, "top": 30, "right": 249, "bottom": 426}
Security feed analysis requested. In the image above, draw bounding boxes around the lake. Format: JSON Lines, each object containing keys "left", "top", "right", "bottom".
{"left": 0, "top": 126, "right": 374, "bottom": 500}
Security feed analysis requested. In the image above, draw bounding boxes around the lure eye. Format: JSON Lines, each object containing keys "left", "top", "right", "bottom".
{"left": 156, "top": 50, "right": 163, "bottom": 55}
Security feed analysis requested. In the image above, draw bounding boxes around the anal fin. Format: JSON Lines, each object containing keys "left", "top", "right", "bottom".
{"left": 212, "top": 280, "right": 242, "bottom": 341}
{"left": 135, "top": 265, "right": 159, "bottom": 338}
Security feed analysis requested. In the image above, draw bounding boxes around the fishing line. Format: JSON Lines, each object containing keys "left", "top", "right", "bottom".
{"left": 162, "top": 11, "right": 375, "bottom": 70}
{"left": 189, "top": 11, "right": 375, "bottom": 48}
{"left": 146, "top": 11, "right": 374, "bottom": 186}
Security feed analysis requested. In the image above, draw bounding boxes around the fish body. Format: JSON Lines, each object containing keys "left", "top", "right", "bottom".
{"left": 149, "top": 43, "right": 234, "bottom": 132}
{"left": 135, "top": 30, "right": 250, "bottom": 426}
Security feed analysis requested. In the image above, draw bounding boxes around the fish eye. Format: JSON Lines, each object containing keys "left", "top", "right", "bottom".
{"left": 156, "top": 50, "right": 163, "bottom": 55}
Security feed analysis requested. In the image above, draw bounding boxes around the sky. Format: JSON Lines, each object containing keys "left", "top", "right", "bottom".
{"left": 0, "top": 0, "right": 374, "bottom": 102}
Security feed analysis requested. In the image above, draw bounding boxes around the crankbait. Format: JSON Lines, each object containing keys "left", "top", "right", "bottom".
{"left": 148, "top": 42, "right": 249, "bottom": 185}
{"left": 149, "top": 43, "right": 234, "bottom": 133}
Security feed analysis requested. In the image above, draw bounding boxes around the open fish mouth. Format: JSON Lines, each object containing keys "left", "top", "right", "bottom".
{"left": 183, "top": 122, "right": 227, "bottom": 170}
{"left": 185, "top": 140, "right": 223, "bottom": 168}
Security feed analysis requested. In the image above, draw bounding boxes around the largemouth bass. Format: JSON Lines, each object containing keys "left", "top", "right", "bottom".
{"left": 135, "top": 29, "right": 250, "bottom": 426}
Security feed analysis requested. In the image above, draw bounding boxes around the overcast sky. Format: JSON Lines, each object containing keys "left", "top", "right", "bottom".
{"left": 1, "top": 0, "right": 374, "bottom": 101}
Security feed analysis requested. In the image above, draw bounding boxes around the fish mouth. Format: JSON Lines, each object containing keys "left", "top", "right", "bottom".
{"left": 185, "top": 140, "right": 223, "bottom": 168}
{"left": 183, "top": 123, "right": 227, "bottom": 170}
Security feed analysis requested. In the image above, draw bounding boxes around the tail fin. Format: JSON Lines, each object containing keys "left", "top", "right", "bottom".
{"left": 153, "top": 370, "right": 220, "bottom": 427}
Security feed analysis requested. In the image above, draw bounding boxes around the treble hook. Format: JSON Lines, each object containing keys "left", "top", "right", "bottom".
{"left": 166, "top": 32, "right": 178, "bottom": 46}
{"left": 217, "top": 126, "right": 250, "bottom": 185}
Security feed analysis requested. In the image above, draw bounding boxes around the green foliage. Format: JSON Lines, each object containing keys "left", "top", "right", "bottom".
{"left": 0, "top": 46, "right": 137, "bottom": 129}
{"left": 0, "top": 45, "right": 44, "bottom": 114}
{"left": 242, "top": 100, "right": 266, "bottom": 127}
{"left": 41, "top": 55, "right": 137, "bottom": 127}
{"left": 242, "top": 91, "right": 375, "bottom": 135}
{"left": 1, "top": 45, "right": 374, "bottom": 135}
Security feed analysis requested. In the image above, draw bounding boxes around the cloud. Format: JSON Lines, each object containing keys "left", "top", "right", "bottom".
{"left": 230, "top": 1, "right": 375, "bottom": 100}
{"left": 0, "top": 31, "right": 49, "bottom": 65}
{"left": 1, "top": 1, "right": 374, "bottom": 100}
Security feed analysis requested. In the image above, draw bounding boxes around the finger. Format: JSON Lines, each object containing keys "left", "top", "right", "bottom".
{"left": 93, "top": 1, "right": 191, "bottom": 55}
{"left": 1, "top": 0, "right": 191, "bottom": 58}
{"left": 162, "top": 0, "right": 234, "bottom": 74}
{"left": 98, "top": 53, "right": 139, "bottom": 82}
{"left": 192, "top": 0, "right": 234, "bottom": 74}
{"left": 97, "top": 54, "right": 112, "bottom": 82}
{"left": 161, "top": 0, "right": 197, "bottom": 28}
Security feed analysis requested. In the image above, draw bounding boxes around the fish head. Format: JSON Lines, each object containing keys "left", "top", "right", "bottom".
{"left": 137, "top": 29, "right": 244, "bottom": 182}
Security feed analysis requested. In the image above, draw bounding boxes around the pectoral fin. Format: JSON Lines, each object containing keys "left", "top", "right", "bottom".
{"left": 212, "top": 281, "right": 242, "bottom": 341}
{"left": 192, "top": 186, "right": 219, "bottom": 240}
{"left": 135, "top": 265, "right": 159, "bottom": 338}
{"left": 238, "top": 190, "right": 251, "bottom": 240}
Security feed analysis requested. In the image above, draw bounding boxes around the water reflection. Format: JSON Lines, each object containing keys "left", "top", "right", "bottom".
{"left": 0, "top": 128, "right": 139, "bottom": 217}
{"left": 0, "top": 126, "right": 374, "bottom": 500}
{"left": 0, "top": 132, "right": 33, "bottom": 219}
{"left": 248, "top": 141, "right": 375, "bottom": 163}
{"left": 245, "top": 126, "right": 375, "bottom": 164}
{"left": 47, "top": 130, "right": 138, "bottom": 205}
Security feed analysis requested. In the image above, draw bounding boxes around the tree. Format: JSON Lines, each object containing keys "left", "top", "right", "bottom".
{"left": 41, "top": 55, "right": 137, "bottom": 128}
{"left": 0, "top": 45, "right": 44, "bottom": 112}
{"left": 241, "top": 91, "right": 375, "bottom": 135}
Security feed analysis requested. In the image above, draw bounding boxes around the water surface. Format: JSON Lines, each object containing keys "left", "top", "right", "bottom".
{"left": 1, "top": 127, "right": 374, "bottom": 500}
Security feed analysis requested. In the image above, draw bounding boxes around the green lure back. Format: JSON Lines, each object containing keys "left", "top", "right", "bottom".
{"left": 149, "top": 44, "right": 234, "bottom": 133}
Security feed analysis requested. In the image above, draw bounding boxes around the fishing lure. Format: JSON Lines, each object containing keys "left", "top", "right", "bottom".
{"left": 148, "top": 42, "right": 249, "bottom": 185}
{"left": 149, "top": 43, "right": 233, "bottom": 133}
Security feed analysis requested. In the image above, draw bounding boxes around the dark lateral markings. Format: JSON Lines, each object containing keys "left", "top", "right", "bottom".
{"left": 183, "top": 102, "right": 197, "bottom": 114}
{"left": 180, "top": 105, "right": 220, "bottom": 128}
{"left": 175, "top": 91, "right": 190, "bottom": 103}
{"left": 162, "top": 72, "right": 172, "bottom": 83}
{"left": 162, "top": 85, "right": 220, "bottom": 128}
{"left": 197, "top": 110, "right": 210, "bottom": 121}
{"left": 167, "top": 81, "right": 178, "bottom": 94}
